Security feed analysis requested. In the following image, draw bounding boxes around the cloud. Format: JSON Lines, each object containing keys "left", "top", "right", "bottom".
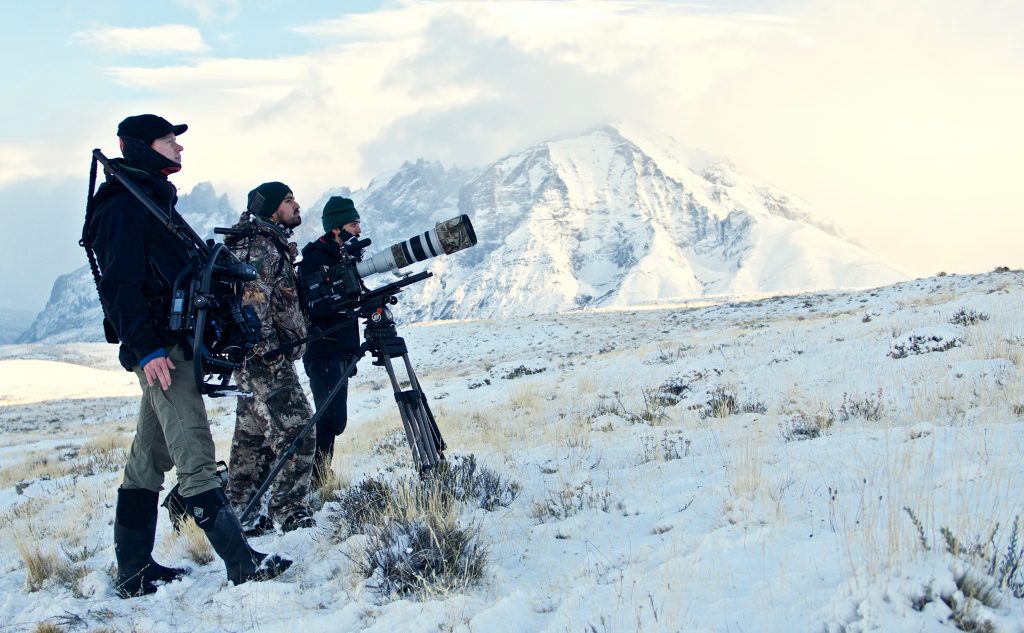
{"left": 70, "top": 25, "right": 209, "bottom": 55}
{"left": 176, "top": 0, "right": 242, "bottom": 23}
{"left": 22, "top": 0, "right": 1024, "bottom": 277}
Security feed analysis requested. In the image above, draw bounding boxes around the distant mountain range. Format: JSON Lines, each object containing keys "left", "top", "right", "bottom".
{"left": 0, "top": 309, "right": 35, "bottom": 344}
{"left": 17, "top": 124, "right": 906, "bottom": 343}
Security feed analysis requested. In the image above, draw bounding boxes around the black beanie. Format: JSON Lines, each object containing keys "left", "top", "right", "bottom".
{"left": 322, "top": 197, "right": 360, "bottom": 233}
{"left": 117, "top": 114, "right": 187, "bottom": 144}
{"left": 247, "top": 182, "right": 292, "bottom": 218}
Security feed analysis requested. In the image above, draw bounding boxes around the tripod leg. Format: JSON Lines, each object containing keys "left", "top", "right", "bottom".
{"left": 381, "top": 354, "right": 444, "bottom": 473}
{"left": 401, "top": 356, "right": 446, "bottom": 454}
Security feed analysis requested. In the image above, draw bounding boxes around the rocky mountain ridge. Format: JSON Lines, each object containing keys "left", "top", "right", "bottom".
{"left": 17, "top": 124, "right": 906, "bottom": 342}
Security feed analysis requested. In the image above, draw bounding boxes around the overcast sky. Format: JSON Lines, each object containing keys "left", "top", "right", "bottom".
{"left": 2, "top": 0, "right": 1022, "bottom": 313}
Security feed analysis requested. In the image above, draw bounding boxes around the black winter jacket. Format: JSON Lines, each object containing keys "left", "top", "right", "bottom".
{"left": 298, "top": 234, "right": 361, "bottom": 362}
{"left": 88, "top": 160, "right": 197, "bottom": 371}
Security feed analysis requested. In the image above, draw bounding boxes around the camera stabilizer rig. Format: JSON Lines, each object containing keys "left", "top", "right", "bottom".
{"left": 84, "top": 149, "right": 261, "bottom": 397}
{"left": 239, "top": 270, "right": 446, "bottom": 524}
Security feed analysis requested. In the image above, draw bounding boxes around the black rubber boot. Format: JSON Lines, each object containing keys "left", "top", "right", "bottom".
{"left": 114, "top": 488, "right": 188, "bottom": 598}
{"left": 184, "top": 487, "right": 292, "bottom": 585}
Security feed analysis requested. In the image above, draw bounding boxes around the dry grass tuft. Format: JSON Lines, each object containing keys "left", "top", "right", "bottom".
{"left": 346, "top": 476, "right": 487, "bottom": 598}
{"left": 14, "top": 534, "right": 88, "bottom": 595}
{"left": 16, "top": 538, "right": 58, "bottom": 592}
{"left": 159, "top": 516, "right": 214, "bottom": 566}
{"left": 313, "top": 459, "right": 349, "bottom": 504}
{"left": 80, "top": 432, "right": 132, "bottom": 456}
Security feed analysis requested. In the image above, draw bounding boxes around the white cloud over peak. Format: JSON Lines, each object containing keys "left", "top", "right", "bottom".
{"left": 33, "top": 0, "right": 1024, "bottom": 277}
{"left": 70, "top": 25, "right": 210, "bottom": 55}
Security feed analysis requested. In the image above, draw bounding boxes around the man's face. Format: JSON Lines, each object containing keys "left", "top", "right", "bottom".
{"left": 271, "top": 193, "right": 302, "bottom": 228}
{"left": 342, "top": 220, "right": 361, "bottom": 237}
{"left": 150, "top": 133, "right": 183, "bottom": 164}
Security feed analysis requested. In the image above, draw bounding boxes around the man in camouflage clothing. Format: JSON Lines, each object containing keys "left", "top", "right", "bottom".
{"left": 224, "top": 181, "right": 316, "bottom": 534}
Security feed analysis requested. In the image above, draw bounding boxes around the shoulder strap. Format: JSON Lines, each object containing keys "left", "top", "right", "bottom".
{"left": 253, "top": 220, "right": 293, "bottom": 276}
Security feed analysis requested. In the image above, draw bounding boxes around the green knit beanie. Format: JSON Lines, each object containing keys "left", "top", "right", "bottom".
{"left": 323, "top": 196, "right": 360, "bottom": 233}
{"left": 247, "top": 181, "right": 292, "bottom": 219}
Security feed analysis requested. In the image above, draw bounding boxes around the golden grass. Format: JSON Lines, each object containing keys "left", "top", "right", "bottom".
{"left": 15, "top": 537, "right": 58, "bottom": 592}
{"left": 333, "top": 413, "right": 405, "bottom": 459}
{"left": 0, "top": 497, "right": 49, "bottom": 532}
{"left": 313, "top": 459, "right": 349, "bottom": 502}
{"left": 13, "top": 528, "right": 87, "bottom": 595}
{"left": 0, "top": 451, "right": 59, "bottom": 488}
{"left": 158, "top": 515, "right": 214, "bottom": 566}
{"left": 80, "top": 432, "right": 132, "bottom": 456}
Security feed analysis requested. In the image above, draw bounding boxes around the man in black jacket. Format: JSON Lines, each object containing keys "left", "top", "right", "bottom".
{"left": 298, "top": 196, "right": 365, "bottom": 485}
{"left": 88, "top": 114, "right": 290, "bottom": 596}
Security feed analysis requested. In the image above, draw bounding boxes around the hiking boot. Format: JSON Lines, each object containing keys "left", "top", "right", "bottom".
{"left": 280, "top": 510, "right": 316, "bottom": 533}
{"left": 243, "top": 514, "right": 275, "bottom": 538}
{"left": 184, "top": 487, "right": 292, "bottom": 586}
{"left": 114, "top": 488, "right": 188, "bottom": 598}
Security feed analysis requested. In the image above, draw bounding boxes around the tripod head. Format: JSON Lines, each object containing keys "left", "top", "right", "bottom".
{"left": 263, "top": 270, "right": 431, "bottom": 361}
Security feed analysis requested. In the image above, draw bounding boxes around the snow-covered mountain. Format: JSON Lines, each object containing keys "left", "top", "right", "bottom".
{"left": 19, "top": 125, "right": 906, "bottom": 342}
{"left": 398, "top": 125, "right": 905, "bottom": 320}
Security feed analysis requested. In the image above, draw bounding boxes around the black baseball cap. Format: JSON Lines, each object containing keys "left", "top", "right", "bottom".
{"left": 116, "top": 114, "right": 188, "bottom": 144}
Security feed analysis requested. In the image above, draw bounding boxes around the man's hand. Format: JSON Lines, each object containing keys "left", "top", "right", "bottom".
{"left": 143, "top": 356, "right": 176, "bottom": 391}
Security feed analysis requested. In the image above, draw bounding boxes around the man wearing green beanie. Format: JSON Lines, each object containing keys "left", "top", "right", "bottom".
{"left": 298, "top": 196, "right": 365, "bottom": 485}
{"left": 321, "top": 195, "right": 361, "bottom": 234}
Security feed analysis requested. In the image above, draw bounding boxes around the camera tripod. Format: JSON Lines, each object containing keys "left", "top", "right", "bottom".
{"left": 239, "top": 288, "right": 446, "bottom": 525}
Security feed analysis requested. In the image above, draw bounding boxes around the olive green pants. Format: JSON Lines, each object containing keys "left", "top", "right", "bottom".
{"left": 122, "top": 346, "right": 221, "bottom": 498}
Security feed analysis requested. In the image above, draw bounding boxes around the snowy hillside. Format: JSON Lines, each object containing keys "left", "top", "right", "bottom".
{"left": 1, "top": 270, "right": 1022, "bottom": 632}
{"left": 21, "top": 125, "right": 906, "bottom": 342}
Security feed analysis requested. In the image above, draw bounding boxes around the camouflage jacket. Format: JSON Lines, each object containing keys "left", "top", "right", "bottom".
{"left": 225, "top": 213, "right": 307, "bottom": 362}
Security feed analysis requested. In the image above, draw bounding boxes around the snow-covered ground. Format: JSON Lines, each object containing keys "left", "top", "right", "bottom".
{"left": 1, "top": 271, "right": 1023, "bottom": 632}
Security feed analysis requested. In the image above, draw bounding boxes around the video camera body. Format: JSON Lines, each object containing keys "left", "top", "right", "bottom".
{"left": 299, "top": 236, "right": 369, "bottom": 318}
{"left": 298, "top": 214, "right": 477, "bottom": 318}
{"left": 164, "top": 242, "right": 263, "bottom": 395}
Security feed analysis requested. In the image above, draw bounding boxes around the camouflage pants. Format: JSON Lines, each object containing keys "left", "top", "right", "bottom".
{"left": 226, "top": 359, "right": 315, "bottom": 522}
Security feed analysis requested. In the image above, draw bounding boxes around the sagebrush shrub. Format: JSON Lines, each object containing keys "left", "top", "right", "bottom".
{"left": 531, "top": 479, "right": 613, "bottom": 521}
{"left": 781, "top": 413, "right": 830, "bottom": 441}
{"left": 832, "top": 390, "right": 885, "bottom": 422}
{"left": 694, "top": 386, "right": 767, "bottom": 419}
{"left": 431, "top": 454, "right": 520, "bottom": 511}
{"left": 357, "top": 512, "right": 487, "bottom": 598}
{"left": 330, "top": 477, "right": 394, "bottom": 540}
{"left": 904, "top": 509, "right": 1024, "bottom": 631}
{"left": 950, "top": 307, "right": 991, "bottom": 327}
